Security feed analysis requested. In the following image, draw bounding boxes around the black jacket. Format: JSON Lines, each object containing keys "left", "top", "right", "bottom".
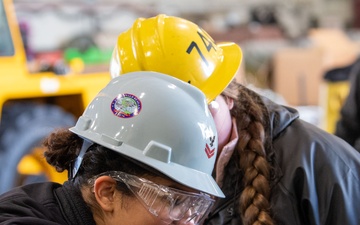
{"left": 0, "top": 181, "right": 96, "bottom": 225}
{"left": 335, "top": 57, "right": 360, "bottom": 152}
{"left": 205, "top": 97, "right": 360, "bottom": 225}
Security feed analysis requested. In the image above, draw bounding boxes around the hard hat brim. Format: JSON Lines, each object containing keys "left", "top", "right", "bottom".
{"left": 113, "top": 143, "right": 225, "bottom": 198}
{"left": 203, "top": 43, "right": 243, "bottom": 103}
{"left": 70, "top": 126, "right": 225, "bottom": 198}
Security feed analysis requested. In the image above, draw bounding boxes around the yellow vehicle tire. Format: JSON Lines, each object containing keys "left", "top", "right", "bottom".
{"left": 0, "top": 102, "right": 75, "bottom": 194}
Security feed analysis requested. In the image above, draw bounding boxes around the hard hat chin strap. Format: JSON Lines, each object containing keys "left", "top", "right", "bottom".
{"left": 68, "top": 139, "right": 93, "bottom": 180}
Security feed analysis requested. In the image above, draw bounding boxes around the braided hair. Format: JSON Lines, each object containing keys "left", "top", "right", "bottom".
{"left": 223, "top": 81, "right": 275, "bottom": 225}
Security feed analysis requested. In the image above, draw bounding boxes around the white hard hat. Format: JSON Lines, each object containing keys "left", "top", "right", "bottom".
{"left": 69, "top": 71, "right": 224, "bottom": 198}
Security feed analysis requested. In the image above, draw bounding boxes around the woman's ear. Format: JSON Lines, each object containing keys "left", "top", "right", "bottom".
{"left": 93, "top": 176, "right": 118, "bottom": 212}
{"left": 224, "top": 95, "right": 234, "bottom": 110}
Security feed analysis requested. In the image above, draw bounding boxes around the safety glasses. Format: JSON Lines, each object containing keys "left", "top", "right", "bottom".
{"left": 88, "top": 171, "right": 214, "bottom": 224}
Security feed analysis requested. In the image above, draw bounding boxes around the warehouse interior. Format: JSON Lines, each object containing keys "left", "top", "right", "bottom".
{"left": 10, "top": 0, "right": 359, "bottom": 129}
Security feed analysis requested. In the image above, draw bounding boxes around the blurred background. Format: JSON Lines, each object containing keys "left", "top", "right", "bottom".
{"left": 0, "top": 0, "right": 359, "bottom": 193}
{"left": 12, "top": 0, "right": 360, "bottom": 125}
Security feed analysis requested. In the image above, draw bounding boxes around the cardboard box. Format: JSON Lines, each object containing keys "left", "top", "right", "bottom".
{"left": 308, "top": 29, "right": 359, "bottom": 71}
{"left": 272, "top": 47, "right": 324, "bottom": 106}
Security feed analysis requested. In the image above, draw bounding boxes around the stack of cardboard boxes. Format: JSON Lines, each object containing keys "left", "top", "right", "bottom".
{"left": 271, "top": 28, "right": 360, "bottom": 132}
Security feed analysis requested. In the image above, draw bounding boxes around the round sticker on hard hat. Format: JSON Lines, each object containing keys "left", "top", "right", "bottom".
{"left": 111, "top": 93, "right": 142, "bottom": 118}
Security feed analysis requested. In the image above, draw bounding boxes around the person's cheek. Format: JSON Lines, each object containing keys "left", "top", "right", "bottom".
{"left": 208, "top": 99, "right": 224, "bottom": 136}
{"left": 208, "top": 100, "right": 220, "bottom": 117}
{"left": 208, "top": 96, "right": 232, "bottom": 149}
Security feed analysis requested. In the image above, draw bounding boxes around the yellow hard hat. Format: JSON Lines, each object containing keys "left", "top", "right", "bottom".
{"left": 110, "top": 14, "right": 242, "bottom": 103}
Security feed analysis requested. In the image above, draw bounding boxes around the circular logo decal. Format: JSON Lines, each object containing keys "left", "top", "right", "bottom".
{"left": 111, "top": 93, "right": 142, "bottom": 118}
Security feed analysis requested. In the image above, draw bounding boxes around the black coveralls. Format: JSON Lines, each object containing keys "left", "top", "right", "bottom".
{"left": 0, "top": 182, "right": 96, "bottom": 225}
{"left": 335, "top": 57, "right": 360, "bottom": 152}
{"left": 205, "top": 95, "right": 360, "bottom": 225}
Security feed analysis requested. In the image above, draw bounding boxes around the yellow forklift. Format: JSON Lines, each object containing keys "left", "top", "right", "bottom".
{"left": 0, "top": 0, "right": 111, "bottom": 194}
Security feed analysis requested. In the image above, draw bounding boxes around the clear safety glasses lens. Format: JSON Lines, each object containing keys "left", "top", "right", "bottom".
{"left": 88, "top": 171, "right": 215, "bottom": 224}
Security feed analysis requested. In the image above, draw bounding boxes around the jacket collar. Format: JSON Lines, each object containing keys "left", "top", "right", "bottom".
{"left": 260, "top": 96, "right": 299, "bottom": 139}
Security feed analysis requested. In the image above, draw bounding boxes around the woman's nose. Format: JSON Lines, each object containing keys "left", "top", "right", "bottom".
{"left": 174, "top": 218, "right": 196, "bottom": 225}
{"left": 173, "top": 210, "right": 197, "bottom": 225}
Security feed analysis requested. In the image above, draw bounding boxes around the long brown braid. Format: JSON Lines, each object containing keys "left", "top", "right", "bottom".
{"left": 223, "top": 81, "right": 275, "bottom": 225}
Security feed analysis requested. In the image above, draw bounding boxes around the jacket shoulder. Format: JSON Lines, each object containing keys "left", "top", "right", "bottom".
{"left": 0, "top": 182, "right": 66, "bottom": 224}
